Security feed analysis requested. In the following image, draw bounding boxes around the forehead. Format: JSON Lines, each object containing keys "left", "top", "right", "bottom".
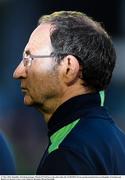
{"left": 25, "top": 23, "right": 52, "bottom": 54}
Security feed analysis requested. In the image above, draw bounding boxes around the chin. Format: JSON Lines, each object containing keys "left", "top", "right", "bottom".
{"left": 24, "top": 95, "right": 34, "bottom": 106}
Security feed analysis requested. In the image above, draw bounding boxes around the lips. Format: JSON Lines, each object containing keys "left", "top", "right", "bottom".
{"left": 21, "top": 87, "right": 28, "bottom": 93}
{"left": 21, "top": 88, "right": 27, "bottom": 92}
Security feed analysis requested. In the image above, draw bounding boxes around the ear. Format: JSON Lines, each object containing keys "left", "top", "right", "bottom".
{"left": 61, "top": 55, "right": 81, "bottom": 86}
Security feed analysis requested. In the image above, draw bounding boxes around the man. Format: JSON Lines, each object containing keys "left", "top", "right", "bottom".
{"left": 13, "top": 11, "right": 125, "bottom": 175}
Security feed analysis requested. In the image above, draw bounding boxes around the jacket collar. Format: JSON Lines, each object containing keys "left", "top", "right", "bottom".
{"left": 48, "top": 92, "right": 101, "bottom": 136}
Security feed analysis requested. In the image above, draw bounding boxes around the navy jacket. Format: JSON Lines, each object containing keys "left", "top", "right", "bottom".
{"left": 37, "top": 93, "right": 125, "bottom": 175}
{"left": 0, "top": 134, "right": 16, "bottom": 174}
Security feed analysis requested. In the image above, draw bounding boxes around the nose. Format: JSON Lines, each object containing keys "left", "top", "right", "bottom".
{"left": 13, "top": 61, "right": 27, "bottom": 79}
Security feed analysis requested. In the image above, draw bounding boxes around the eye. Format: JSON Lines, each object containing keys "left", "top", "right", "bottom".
{"left": 23, "top": 57, "right": 29, "bottom": 66}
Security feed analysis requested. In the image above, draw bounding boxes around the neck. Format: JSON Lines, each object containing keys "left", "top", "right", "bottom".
{"left": 36, "top": 97, "right": 61, "bottom": 123}
{"left": 37, "top": 85, "right": 93, "bottom": 123}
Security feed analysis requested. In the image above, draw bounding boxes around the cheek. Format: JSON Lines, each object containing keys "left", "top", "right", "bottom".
{"left": 30, "top": 62, "right": 55, "bottom": 88}
{"left": 28, "top": 70, "right": 54, "bottom": 95}
{"left": 27, "top": 62, "right": 63, "bottom": 99}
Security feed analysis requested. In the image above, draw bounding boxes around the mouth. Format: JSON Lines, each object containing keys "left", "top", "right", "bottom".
{"left": 21, "top": 87, "right": 28, "bottom": 94}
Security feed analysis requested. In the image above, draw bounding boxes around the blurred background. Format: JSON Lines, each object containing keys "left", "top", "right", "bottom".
{"left": 0, "top": 0, "right": 125, "bottom": 174}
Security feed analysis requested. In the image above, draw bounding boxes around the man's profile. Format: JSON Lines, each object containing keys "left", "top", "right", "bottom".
{"left": 13, "top": 11, "right": 125, "bottom": 175}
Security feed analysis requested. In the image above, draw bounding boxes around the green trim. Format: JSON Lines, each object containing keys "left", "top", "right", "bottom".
{"left": 99, "top": 90, "right": 105, "bottom": 106}
{"left": 48, "top": 119, "right": 80, "bottom": 154}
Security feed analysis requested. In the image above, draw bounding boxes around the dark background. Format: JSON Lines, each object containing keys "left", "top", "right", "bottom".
{"left": 0, "top": 0, "right": 125, "bottom": 174}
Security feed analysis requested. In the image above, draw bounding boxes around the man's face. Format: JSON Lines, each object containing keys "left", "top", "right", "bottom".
{"left": 13, "top": 24, "right": 63, "bottom": 110}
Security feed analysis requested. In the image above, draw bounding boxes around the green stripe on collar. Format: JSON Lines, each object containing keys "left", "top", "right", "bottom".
{"left": 99, "top": 91, "right": 105, "bottom": 106}
{"left": 48, "top": 119, "right": 80, "bottom": 154}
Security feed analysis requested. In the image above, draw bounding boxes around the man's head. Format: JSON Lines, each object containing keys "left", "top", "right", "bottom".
{"left": 13, "top": 11, "right": 116, "bottom": 122}
{"left": 39, "top": 11, "right": 116, "bottom": 91}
